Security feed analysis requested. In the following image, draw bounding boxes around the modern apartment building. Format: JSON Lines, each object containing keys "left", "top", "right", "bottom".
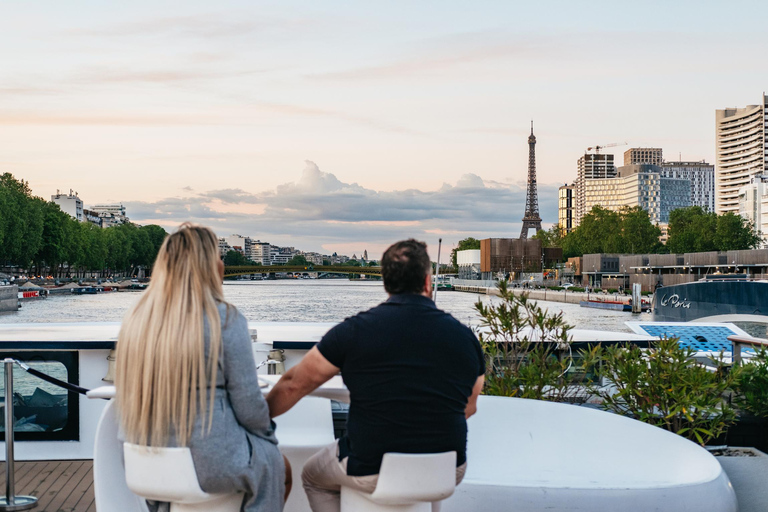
{"left": 581, "top": 164, "right": 690, "bottom": 224}
{"left": 659, "top": 161, "right": 715, "bottom": 212}
{"left": 250, "top": 241, "right": 271, "bottom": 265}
{"left": 575, "top": 153, "right": 615, "bottom": 224}
{"left": 738, "top": 175, "right": 768, "bottom": 247}
{"left": 624, "top": 148, "right": 663, "bottom": 166}
{"left": 715, "top": 94, "right": 768, "bottom": 214}
{"left": 558, "top": 184, "right": 575, "bottom": 232}
{"left": 91, "top": 204, "right": 129, "bottom": 228}
{"left": 51, "top": 190, "right": 83, "bottom": 222}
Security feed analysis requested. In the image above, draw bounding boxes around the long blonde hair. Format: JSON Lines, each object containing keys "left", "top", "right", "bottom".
{"left": 116, "top": 223, "right": 225, "bottom": 447}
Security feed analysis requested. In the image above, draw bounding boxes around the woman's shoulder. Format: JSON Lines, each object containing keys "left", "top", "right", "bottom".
{"left": 217, "top": 302, "right": 247, "bottom": 331}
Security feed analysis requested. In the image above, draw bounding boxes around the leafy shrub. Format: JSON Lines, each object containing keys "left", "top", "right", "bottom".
{"left": 732, "top": 348, "right": 768, "bottom": 418}
{"left": 475, "top": 281, "right": 587, "bottom": 402}
{"left": 570, "top": 287, "right": 585, "bottom": 292}
{"left": 606, "top": 288, "right": 619, "bottom": 294}
{"left": 580, "top": 338, "right": 735, "bottom": 445}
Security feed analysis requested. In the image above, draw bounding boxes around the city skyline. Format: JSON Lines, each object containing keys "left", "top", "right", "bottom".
{"left": 2, "top": 1, "right": 766, "bottom": 255}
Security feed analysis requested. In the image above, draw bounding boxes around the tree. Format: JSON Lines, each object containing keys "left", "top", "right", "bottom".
{"left": 667, "top": 207, "right": 760, "bottom": 253}
{"left": 223, "top": 250, "right": 249, "bottom": 266}
{"left": 532, "top": 225, "right": 565, "bottom": 249}
{"left": 560, "top": 205, "right": 662, "bottom": 257}
{"left": 286, "top": 254, "right": 308, "bottom": 266}
{"left": 35, "top": 202, "right": 69, "bottom": 276}
{"left": 450, "top": 237, "right": 481, "bottom": 268}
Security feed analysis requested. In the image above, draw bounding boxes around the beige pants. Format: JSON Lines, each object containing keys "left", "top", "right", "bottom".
{"left": 301, "top": 441, "right": 466, "bottom": 512}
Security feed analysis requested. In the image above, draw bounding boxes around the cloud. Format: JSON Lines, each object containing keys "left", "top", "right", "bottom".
{"left": 125, "top": 161, "right": 559, "bottom": 254}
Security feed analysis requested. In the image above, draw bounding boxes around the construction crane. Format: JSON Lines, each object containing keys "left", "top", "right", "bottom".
{"left": 587, "top": 141, "right": 628, "bottom": 154}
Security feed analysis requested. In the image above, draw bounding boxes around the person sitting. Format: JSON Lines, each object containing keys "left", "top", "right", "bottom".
{"left": 267, "top": 239, "right": 485, "bottom": 512}
{"left": 115, "top": 223, "right": 289, "bottom": 511}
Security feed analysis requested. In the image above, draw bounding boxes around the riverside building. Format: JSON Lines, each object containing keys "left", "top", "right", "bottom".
{"left": 624, "top": 148, "right": 663, "bottom": 166}
{"left": 715, "top": 94, "right": 768, "bottom": 214}
{"left": 558, "top": 184, "right": 575, "bottom": 233}
{"left": 575, "top": 153, "right": 615, "bottom": 225}
{"left": 51, "top": 190, "right": 83, "bottom": 222}
{"left": 738, "top": 175, "right": 768, "bottom": 247}
{"left": 581, "top": 164, "right": 690, "bottom": 224}
{"left": 659, "top": 161, "right": 715, "bottom": 212}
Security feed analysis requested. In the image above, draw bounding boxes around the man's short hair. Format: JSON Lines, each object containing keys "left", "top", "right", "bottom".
{"left": 381, "top": 239, "right": 431, "bottom": 295}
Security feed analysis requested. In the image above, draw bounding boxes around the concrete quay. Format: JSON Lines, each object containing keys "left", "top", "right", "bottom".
{"left": 453, "top": 284, "right": 633, "bottom": 306}
{"left": 0, "top": 285, "right": 20, "bottom": 312}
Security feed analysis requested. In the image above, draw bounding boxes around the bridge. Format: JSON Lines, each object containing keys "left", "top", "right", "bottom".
{"left": 224, "top": 265, "right": 382, "bottom": 278}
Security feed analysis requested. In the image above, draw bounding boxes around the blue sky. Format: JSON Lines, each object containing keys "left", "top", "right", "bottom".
{"left": 1, "top": 1, "right": 766, "bottom": 256}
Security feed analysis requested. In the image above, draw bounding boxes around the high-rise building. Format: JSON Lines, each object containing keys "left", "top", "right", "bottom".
{"left": 738, "top": 175, "right": 768, "bottom": 247}
{"left": 575, "top": 153, "right": 615, "bottom": 225}
{"left": 581, "top": 164, "right": 691, "bottom": 224}
{"left": 715, "top": 94, "right": 768, "bottom": 214}
{"left": 51, "top": 189, "right": 83, "bottom": 221}
{"left": 624, "top": 148, "right": 663, "bottom": 166}
{"left": 659, "top": 161, "right": 715, "bottom": 212}
{"left": 558, "top": 184, "right": 575, "bottom": 233}
{"left": 250, "top": 241, "right": 271, "bottom": 265}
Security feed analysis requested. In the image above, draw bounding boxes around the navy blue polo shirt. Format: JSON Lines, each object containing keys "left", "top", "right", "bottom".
{"left": 316, "top": 293, "right": 485, "bottom": 476}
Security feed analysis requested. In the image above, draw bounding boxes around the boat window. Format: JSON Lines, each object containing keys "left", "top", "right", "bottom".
{"left": 0, "top": 351, "right": 79, "bottom": 442}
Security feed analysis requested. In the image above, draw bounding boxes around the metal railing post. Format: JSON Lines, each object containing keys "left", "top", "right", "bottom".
{"left": 0, "top": 358, "right": 37, "bottom": 510}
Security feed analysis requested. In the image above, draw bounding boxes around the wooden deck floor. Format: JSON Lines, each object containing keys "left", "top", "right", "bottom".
{"left": 0, "top": 460, "right": 94, "bottom": 512}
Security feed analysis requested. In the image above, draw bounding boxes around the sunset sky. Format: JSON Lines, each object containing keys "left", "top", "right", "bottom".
{"left": 2, "top": 1, "right": 766, "bottom": 257}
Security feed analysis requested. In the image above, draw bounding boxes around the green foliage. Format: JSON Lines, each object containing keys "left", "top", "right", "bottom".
{"left": 532, "top": 224, "right": 565, "bottom": 249}
{"left": 0, "top": 172, "right": 167, "bottom": 276}
{"left": 580, "top": 339, "right": 736, "bottom": 445}
{"left": 346, "top": 259, "right": 361, "bottom": 267}
{"left": 224, "top": 250, "right": 249, "bottom": 266}
{"left": 450, "top": 237, "right": 481, "bottom": 268}
{"left": 561, "top": 206, "right": 662, "bottom": 258}
{"left": 475, "top": 281, "right": 584, "bottom": 401}
{"left": 286, "top": 254, "right": 308, "bottom": 266}
{"left": 667, "top": 206, "right": 760, "bottom": 253}
{"left": 732, "top": 348, "right": 768, "bottom": 418}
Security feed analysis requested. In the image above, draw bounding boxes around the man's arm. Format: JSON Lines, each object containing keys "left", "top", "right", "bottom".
{"left": 465, "top": 375, "right": 484, "bottom": 419}
{"left": 266, "top": 346, "right": 340, "bottom": 418}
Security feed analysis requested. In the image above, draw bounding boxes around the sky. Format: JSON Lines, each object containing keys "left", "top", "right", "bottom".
{"left": 2, "top": 1, "right": 767, "bottom": 258}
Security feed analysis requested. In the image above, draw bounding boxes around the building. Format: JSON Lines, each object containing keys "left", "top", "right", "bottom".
{"left": 270, "top": 245, "right": 295, "bottom": 265}
{"left": 575, "top": 153, "right": 615, "bottom": 225}
{"left": 715, "top": 94, "right": 768, "bottom": 214}
{"left": 90, "top": 204, "right": 129, "bottom": 228}
{"left": 580, "top": 249, "right": 768, "bottom": 292}
{"left": 456, "top": 249, "right": 481, "bottom": 280}
{"left": 250, "top": 241, "right": 271, "bottom": 265}
{"left": 624, "top": 148, "right": 663, "bottom": 166}
{"left": 51, "top": 190, "right": 83, "bottom": 222}
{"left": 738, "top": 175, "right": 768, "bottom": 247}
{"left": 558, "top": 184, "right": 575, "bottom": 233}
{"left": 218, "top": 238, "right": 232, "bottom": 257}
{"left": 479, "top": 238, "right": 562, "bottom": 279}
{"left": 659, "top": 161, "right": 715, "bottom": 212}
{"left": 83, "top": 208, "right": 102, "bottom": 227}
{"left": 223, "top": 235, "right": 251, "bottom": 258}
{"left": 581, "top": 164, "right": 691, "bottom": 224}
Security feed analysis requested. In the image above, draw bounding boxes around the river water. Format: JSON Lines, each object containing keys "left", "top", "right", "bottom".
{"left": 0, "top": 280, "right": 651, "bottom": 333}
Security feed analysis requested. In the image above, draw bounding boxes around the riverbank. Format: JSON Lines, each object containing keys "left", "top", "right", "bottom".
{"left": 454, "top": 283, "right": 643, "bottom": 306}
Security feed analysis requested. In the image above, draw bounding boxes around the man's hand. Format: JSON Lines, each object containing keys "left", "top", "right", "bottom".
{"left": 465, "top": 375, "right": 484, "bottom": 419}
{"left": 266, "top": 346, "right": 340, "bottom": 418}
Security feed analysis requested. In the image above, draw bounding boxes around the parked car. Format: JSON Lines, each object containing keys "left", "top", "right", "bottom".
{"left": 562, "top": 283, "right": 575, "bottom": 289}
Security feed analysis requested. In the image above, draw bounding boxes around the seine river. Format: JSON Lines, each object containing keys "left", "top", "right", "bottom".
{"left": 0, "top": 280, "right": 651, "bottom": 333}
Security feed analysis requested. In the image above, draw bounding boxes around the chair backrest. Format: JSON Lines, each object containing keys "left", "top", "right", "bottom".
{"left": 123, "top": 443, "right": 210, "bottom": 504}
{"left": 369, "top": 452, "right": 457, "bottom": 505}
{"left": 93, "top": 400, "right": 148, "bottom": 512}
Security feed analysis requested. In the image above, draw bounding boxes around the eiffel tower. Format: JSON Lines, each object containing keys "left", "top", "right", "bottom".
{"left": 520, "top": 121, "right": 542, "bottom": 239}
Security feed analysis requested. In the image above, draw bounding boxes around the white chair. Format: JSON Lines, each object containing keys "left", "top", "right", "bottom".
{"left": 123, "top": 443, "right": 244, "bottom": 512}
{"left": 275, "top": 396, "right": 336, "bottom": 512}
{"left": 341, "top": 452, "right": 457, "bottom": 512}
{"left": 93, "top": 399, "right": 148, "bottom": 512}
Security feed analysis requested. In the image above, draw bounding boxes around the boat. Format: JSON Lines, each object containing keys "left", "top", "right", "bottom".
{"left": 652, "top": 275, "right": 768, "bottom": 323}
{"left": 72, "top": 286, "right": 99, "bottom": 295}
{"left": 0, "top": 322, "right": 741, "bottom": 512}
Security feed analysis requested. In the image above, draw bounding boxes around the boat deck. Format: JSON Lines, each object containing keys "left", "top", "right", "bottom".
{"left": 0, "top": 460, "right": 94, "bottom": 511}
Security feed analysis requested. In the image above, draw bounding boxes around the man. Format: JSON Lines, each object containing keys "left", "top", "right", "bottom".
{"left": 267, "top": 239, "right": 485, "bottom": 512}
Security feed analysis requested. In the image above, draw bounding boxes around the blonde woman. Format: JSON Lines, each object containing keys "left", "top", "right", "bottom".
{"left": 116, "top": 223, "right": 288, "bottom": 511}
